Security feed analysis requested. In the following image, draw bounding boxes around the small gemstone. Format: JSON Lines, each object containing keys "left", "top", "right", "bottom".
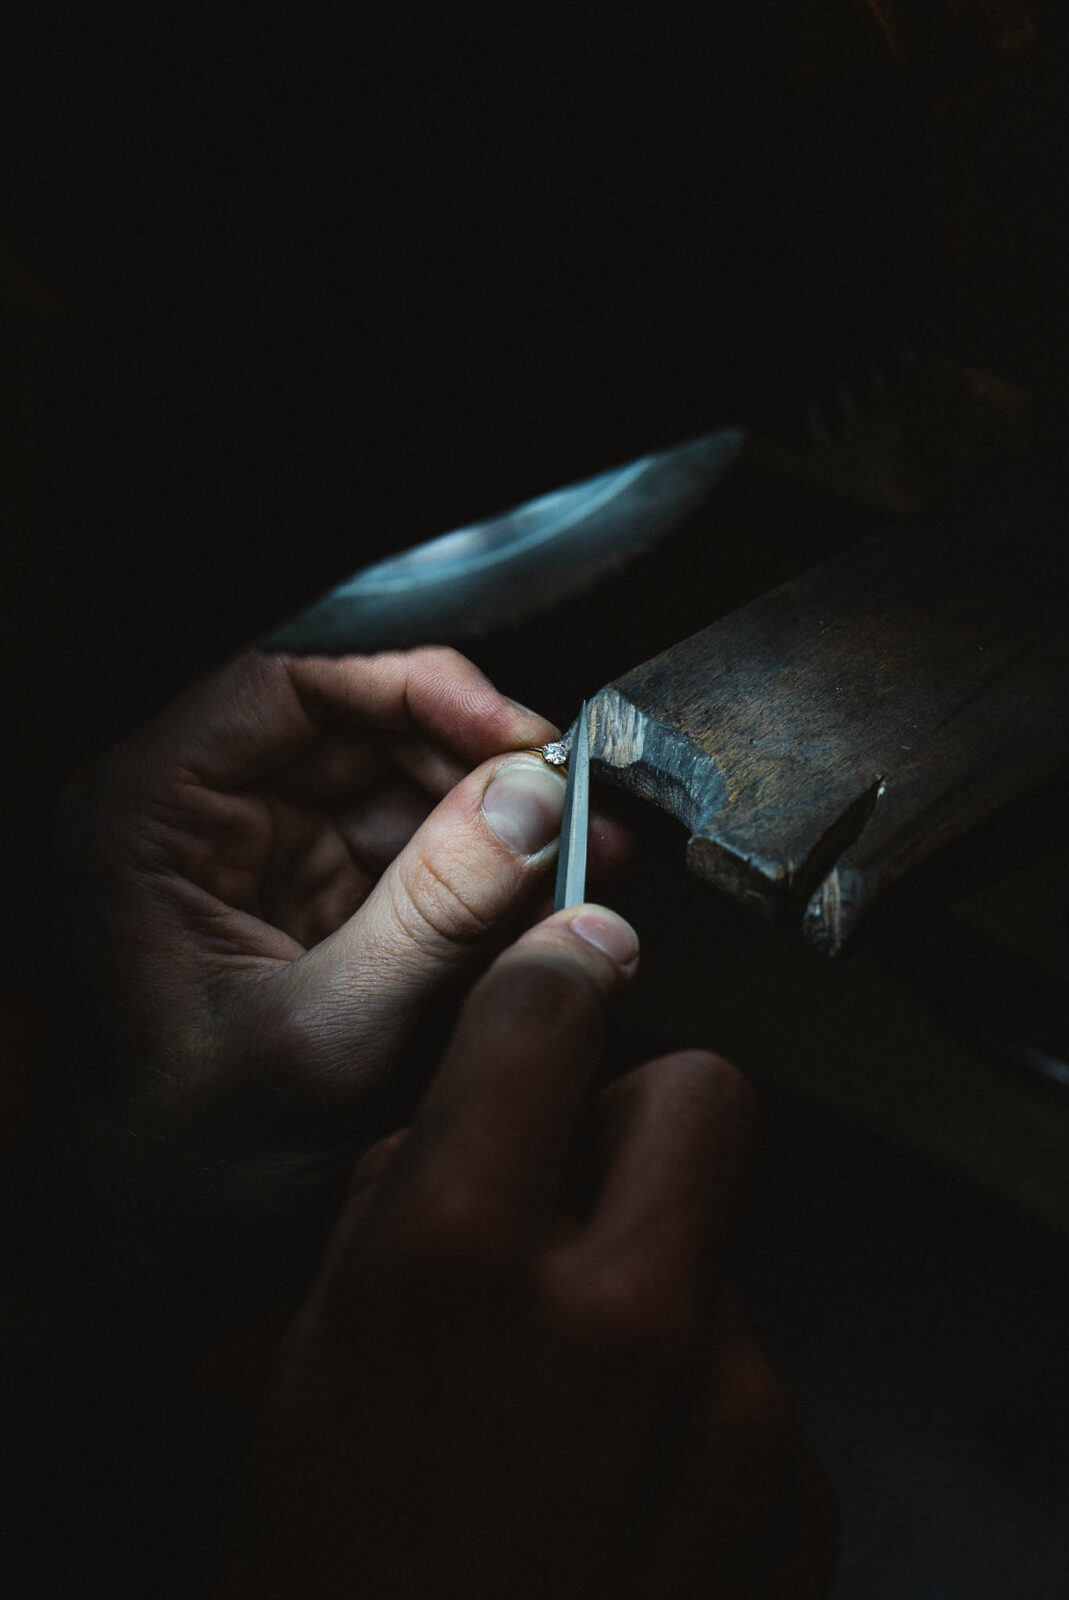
{"left": 541, "top": 740, "right": 569, "bottom": 767}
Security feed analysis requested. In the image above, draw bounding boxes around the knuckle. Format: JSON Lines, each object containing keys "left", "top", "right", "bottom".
{"left": 473, "top": 954, "right": 602, "bottom": 1045}
{"left": 314, "top": 1170, "right": 526, "bottom": 1331}
{"left": 406, "top": 647, "right": 507, "bottom": 734}
{"left": 347, "top": 1129, "right": 408, "bottom": 1197}
{"left": 399, "top": 1177, "right": 523, "bottom": 1280}
{"left": 704, "top": 1052, "right": 759, "bottom": 1125}
{"left": 405, "top": 646, "right": 477, "bottom": 714}
{"left": 562, "top": 1260, "right": 698, "bottom": 1373}
{"left": 639, "top": 1049, "right": 757, "bottom": 1130}
{"left": 410, "top": 644, "right": 468, "bottom": 678}
{"left": 390, "top": 849, "right": 490, "bottom": 957}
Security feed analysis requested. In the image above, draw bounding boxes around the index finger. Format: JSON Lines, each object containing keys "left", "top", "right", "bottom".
{"left": 123, "top": 646, "right": 558, "bottom": 793}
{"left": 286, "top": 647, "right": 556, "bottom": 764}
{"left": 377, "top": 906, "right": 641, "bottom": 1242}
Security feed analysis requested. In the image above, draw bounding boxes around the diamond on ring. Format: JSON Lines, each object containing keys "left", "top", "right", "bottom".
{"left": 540, "top": 739, "right": 569, "bottom": 768}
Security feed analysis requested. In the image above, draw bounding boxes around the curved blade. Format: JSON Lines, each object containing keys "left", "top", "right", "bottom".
{"left": 554, "top": 701, "right": 590, "bottom": 912}
{"left": 264, "top": 430, "right": 745, "bottom": 654}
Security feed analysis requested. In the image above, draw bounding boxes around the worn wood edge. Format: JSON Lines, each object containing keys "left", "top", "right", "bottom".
{"left": 803, "top": 865, "right": 871, "bottom": 957}
{"left": 588, "top": 684, "right": 891, "bottom": 934}
{"left": 586, "top": 686, "right": 728, "bottom": 834}
{"left": 806, "top": 759, "right": 1069, "bottom": 958}
{"left": 688, "top": 775, "right": 886, "bottom": 925}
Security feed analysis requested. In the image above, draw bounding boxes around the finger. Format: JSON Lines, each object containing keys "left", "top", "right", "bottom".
{"left": 254, "top": 797, "right": 378, "bottom": 948}
{"left": 572, "top": 1052, "right": 757, "bottom": 1313}
{"left": 284, "top": 649, "right": 556, "bottom": 763}
{"left": 347, "top": 1129, "right": 411, "bottom": 1200}
{"left": 331, "top": 773, "right": 438, "bottom": 875}
{"left": 124, "top": 647, "right": 557, "bottom": 796}
{"left": 296, "top": 1129, "right": 414, "bottom": 1326}
{"left": 266, "top": 770, "right": 458, "bottom": 946}
{"left": 617, "top": 1321, "right": 797, "bottom": 1597}
{"left": 267, "top": 753, "right": 574, "bottom": 1076}
{"left": 389, "top": 733, "right": 476, "bottom": 798}
{"left": 262, "top": 731, "right": 394, "bottom": 804}
{"left": 265, "top": 730, "right": 471, "bottom": 808}
{"left": 368, "top": 906, "right": 641, "bottom": 1238}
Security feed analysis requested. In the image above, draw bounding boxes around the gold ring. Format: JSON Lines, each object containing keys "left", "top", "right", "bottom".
{"left": 523, "top": 740, "right": 569, "bottom": 771}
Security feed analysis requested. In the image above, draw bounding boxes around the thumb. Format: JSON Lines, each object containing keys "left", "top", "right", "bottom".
{"left": 266, "top": 752, "right": 568, "bottom": 1091}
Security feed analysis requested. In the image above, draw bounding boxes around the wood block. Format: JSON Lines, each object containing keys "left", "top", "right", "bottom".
{"left": 588, "top": 472, "right": 1069, "bottom": 953}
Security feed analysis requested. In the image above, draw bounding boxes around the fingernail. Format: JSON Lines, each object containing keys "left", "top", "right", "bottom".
{"left": 482, "top": 759, "right": 566, "bottom": 856}
{"left": 570, "top": 909, "right": 640, "bottom": 968}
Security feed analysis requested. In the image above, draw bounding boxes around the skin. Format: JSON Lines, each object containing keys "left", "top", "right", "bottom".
{"left": 35, "top": 647, "right": 834, "bottom": 1592}
{"left": 44, "top": 648, "right": 628, "bottom": 1306}
{"left": 55, "top": 647, "right": 582, "bottom": 1098}
{"left": 223, "top": 911, "right": 835, "bottom": 1600}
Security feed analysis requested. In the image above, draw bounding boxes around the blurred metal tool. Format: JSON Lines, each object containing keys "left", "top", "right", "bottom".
{"left": 263, "top": 431, "right": 745, "bottom": 655}
{"left": 554, "top": 701, "right": 590, "bottom": 912}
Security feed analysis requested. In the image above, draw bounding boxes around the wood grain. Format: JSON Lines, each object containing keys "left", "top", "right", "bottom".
{"left": 588, "top": 474, "right": 1069, "bottom": 953}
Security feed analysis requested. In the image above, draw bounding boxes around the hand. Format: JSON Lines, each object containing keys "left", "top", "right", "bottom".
{"left": 228, "top": 908, "right": 834, "bottom": 1599}
{"left": 48, "top": 649, "right": 625, "bottom": 1295}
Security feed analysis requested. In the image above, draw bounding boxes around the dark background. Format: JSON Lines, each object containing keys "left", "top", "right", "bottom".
{"left": 3, "top": 3, "right": 940, "bottom": 740}
{"left": 4, "top": 5, "right": 1069, "bottom": 1596}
